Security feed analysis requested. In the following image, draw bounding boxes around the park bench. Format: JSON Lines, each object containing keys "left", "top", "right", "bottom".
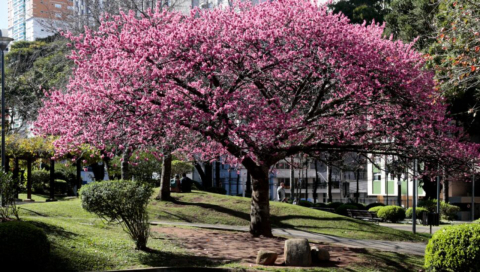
{"left": 347, "top": 209, "right": 382, "bottom": 224}
{"left": 311, "top": 207, "right": 336, "bottom": 213}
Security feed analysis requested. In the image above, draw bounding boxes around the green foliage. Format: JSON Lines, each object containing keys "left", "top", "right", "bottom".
{"left": 441, "top": 202, "right": 460, "bottom": 221}
{"left": 406, "top": 207, "right": 428, "bottom": 219}
{"left": 384, "top": 0, "right": 438, "bottom": 51}
{"left": 474, "top": 219, "right": 480, "bottom": 223}
{"left": 313, "top": 203, "right": 327, "bottom": 208}
{"left": 0, "top": 221, "right": 50, "bottom": 270}
{"left": 298, "top": 200, "right": 313, "bottom": 207}
{"left": 348, "top": 202, "right": 366, "bottom": 210}
{"left": 29, "top": 169, "right": 50, "bottom": 194}
{"left": 366, "top": 202, "right": 385, "bottom": 209}
{"left": 128, "top": 151, "right": 162, "bottom": 185}
{"left": 425, "top": 224, "right": 480, "bottom": 271}
{"left": 329, "top": 0, "right": 387, "bottom": 25}
{"left": 336, "top": 204, "right": 359, "bottom": 216}
{"left": 368, "top": 206, "right": 384, "bottom": 214}
{"left": 418, "top": 198, "right": 437, "bottom": 212}
{"left": 171, "top": 160, "right": 193, "bottom": 177}
{"left": 377, "top": 206, "right": 406, "bottom": 223}
{"left": 0, "top": 171, "right": 20, "bottom": 220}
{"left": 79, "top": 180, "right": 153, "bottom": 250}
{"left": 326, "top": 202, "right": 344, "bottom": 209}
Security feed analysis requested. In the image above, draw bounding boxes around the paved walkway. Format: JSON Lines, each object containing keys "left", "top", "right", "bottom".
{"left": 150, "top": 221, "right": 427, "bottom": 256}
{"left": 379, "top": 222, "right": 442, "bottom": 234}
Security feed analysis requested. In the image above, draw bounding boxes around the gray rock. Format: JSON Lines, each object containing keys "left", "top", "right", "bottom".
{"left": 284, "top": 238, "right": 312, "bottom": 266}
{"left": 256, "top": 250, "right": 278, "bottom": 265}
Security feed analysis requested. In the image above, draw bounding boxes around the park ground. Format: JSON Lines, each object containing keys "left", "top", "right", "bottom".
{"left": 17, "top": 190, "right": 428, "bottom": 271}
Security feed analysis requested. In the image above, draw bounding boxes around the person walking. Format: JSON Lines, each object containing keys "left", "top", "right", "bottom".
{"left": 277, "top": 182, "right": 287, "bottom": 202}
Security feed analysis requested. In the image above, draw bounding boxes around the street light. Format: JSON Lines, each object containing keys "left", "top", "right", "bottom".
{"left": 0, "top": 29, "right": 14, "bottom": 171}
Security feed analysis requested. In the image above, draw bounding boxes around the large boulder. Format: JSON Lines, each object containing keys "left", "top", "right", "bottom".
{"left": 317, "top": 248, "right": 330, "bottom": 262}
{"left": 284, "top": 238, "right": 312, "bottom": 266}
{"left": 256, "top": 250, "right": 278, "bottom": 265}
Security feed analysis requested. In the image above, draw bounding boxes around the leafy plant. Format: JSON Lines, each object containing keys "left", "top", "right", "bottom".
{"left": 377, "top": 206, "right": 406, "bottom": 223}
{"left": 425, "top": 224, "right": 480, "bottom": 271}
{"left": 79, "top": 180, "right": 153, "bottom": 250}
{"left": 336, "top": 204, "right": 359, "bottom": 216}
{"left": 368, "top": 206, "right": 384, "bottom": 215}
{"left": 405, "top": 207, "right": 428, "bottom": 219}
{"left": 365, "top": 202, "right": 385, "bottom": 210}
{"left": 0, "top": 171, "right": 20, "bottom": 220}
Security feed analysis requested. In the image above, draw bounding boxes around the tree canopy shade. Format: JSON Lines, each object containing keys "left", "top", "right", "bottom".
{"left": 36, "top": 0, "right": 479, "bottom": 237}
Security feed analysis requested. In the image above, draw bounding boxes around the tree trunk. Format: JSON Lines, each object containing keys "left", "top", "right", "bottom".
{"left": 121, "top": 150, "right": 131, "bottom": 180}
{"left": 215, "top": 160, "right": 221, "bottom": 188}
{"left": 290, "top": 157, "right": 295, "bottom": 203}
{"left": 246, "top": 171, "right": 252, "bottom": 197}
{"left": 156, "top": 153, "right": 172, "bottom": 201}
{"left": 248, "top": 164, "right": 273, "bottom": 237}
{"left": 205, "top": 161, "right": 213, "bottom": 188}
{"left": 356, "top": 168, "right": 360, "bottom": 203}
{"left": 327, "top": 163, "right": 332, "bottom": 203}
{"left": 313, "top": 160, "right": 319, "bottom": 204}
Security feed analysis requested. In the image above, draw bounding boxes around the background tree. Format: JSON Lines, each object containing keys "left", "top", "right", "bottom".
{"left": 37, "top": 0, "right": 479, "bottom": 237}
{"left": 329, "top": 0, "right": 389, "bottom": 24}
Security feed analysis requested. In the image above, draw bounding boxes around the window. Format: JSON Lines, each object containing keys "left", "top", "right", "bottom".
{"left": 55, "top": 3, "right": 61, "bottom": 8}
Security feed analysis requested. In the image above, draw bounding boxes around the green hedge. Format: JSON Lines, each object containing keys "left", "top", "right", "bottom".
{"left": 377, "top": 206, "right": 406, "bottom": 223}
{"left": 0, "top": 221, "right": 50, "bottom": 270}
{"left": 299, "top": 200, "right": 313, "bottom": 207}
{"left": 326, "top": 202, "right": 344, "bottom": 209}
{"left": 368, "top": 206, "right": 384, "bottom": 214}
{"left": 425, "top": 224, "right": 480, "bottom": 271}
{"left": 406, "top": 207, "right": 428, "bottom": 219}
{"left": 336, "top": 204, "right": 359, "bottom": 216}
{"left": 313, "top": 203, "right": 327, "bottom": 208}
{"left": 366, "top": 202, "right": 385, "bottom": 210}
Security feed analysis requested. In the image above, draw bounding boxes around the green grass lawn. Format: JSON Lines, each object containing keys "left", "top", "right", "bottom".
{"left": 148, "top": 190, "right": 430, "bottom": 242}
{"left": 18, "top": 193, "right": 68, "bottom": 202}
{"left": 13, "top": 191, "right": 427, "bottom": 271}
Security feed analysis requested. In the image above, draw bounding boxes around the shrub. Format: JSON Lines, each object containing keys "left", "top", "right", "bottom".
{"left": 29, "top": 169, "right": 50, "bottom": 194}
{"left": 405, "top": 207, "right": 428, "bottom": 219}
{"left": 313, "top": 203, "right": 327, "bottom": 208}
{"left": 368, "top": 206, "right": 384, "bottom": 215}
{"left": 327, "top": 202, "right": 344, "bottom": 209}
{"left": 366, "top": 202, "right": 385, "bottom": 210}
{"left": 418, "top": 199, "right": 437, "bottom": 212}
{"left": 475, "top": 218, "right": 480, "bottom": 224}
{"left": 377, "top": 206, "right": 406, "bottom": 223}
{"left": 0, "top": 221, "right": 50, "bottom": 270}
{"left": 0, "top": 171, "right": 20, "bottom": 220}
{"left": 80, "top": 180, "right": 153, "bottom": 250}
{"left": 441, "top": 202, "right": 460, "bottom": 221}
{"left": 425, "top": 224, "right": 480, "bottom": 271}
{"left": 336, "top": 204, "right": 358, "bottom": 216}
{"left": 299, "top": 200, "right": 313, "bottom": 207}
{"left": 348, "top": 202, "right": 366, "bottom": 210}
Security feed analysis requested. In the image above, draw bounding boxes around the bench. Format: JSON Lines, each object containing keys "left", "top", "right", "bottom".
{"left": 311, "top": 207, "right": 336, "bottom": 213}
{"left": 347, "top": 209, "right": 382, "bottom": 224}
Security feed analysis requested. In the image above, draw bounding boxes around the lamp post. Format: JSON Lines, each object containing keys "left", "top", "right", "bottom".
{"left": 0, "top": 29, "right": 14, "bottom": 171}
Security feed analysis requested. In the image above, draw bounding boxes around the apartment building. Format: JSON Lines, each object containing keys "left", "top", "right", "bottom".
{"left": 8, "top": 0, "right": 73, "bottom": 41}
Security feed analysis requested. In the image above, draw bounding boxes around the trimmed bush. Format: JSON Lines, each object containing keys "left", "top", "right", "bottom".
{"left": 299, "top": 200, "right": 313, "bottom": 207}
{"left": 368, "top": 206, "right": 384, "bottom": 214}
{"left": 348, "top": 203, "right": 366, "bottom": 210}
{"left": 0, "top": 221, "right": 50, "bottom": 270}
{"left": 441, "top": 202, "right": 460, "bottom": 221}
{"left": 313, "top": 203, "right": 327, "bottom": 208}
{"left": 474, "top": 218, "right": 480, "bottom": 223}
{"left": 366, "top": 202, "right": 385, "bottom": 210}
{"left": 327, "top": 202, "right": 344, "bottom": 209}
{"left": 377, "top": 206, "right": 406, "bottom": 223}
{"left": 405, "top": 207, "right": 428, "bottom": 219}
{"left": 30, "top": 169, "right": 50, "bottom": 194}
{"left": 336, "top": 204, "right": 358, "bottom": 216}
{"left": 418, "top": 199, "right": 437, "bottom": 212}
{"left": 80, "top": 180, "right": 153, "bottom": 250}
{"left": 425, "top": 224, "right": 480, "bottom": 271}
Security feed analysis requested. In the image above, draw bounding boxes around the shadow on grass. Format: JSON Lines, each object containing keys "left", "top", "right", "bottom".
{"left": 138, "top": 248, "right": 220, "bottom": 268}
{"left": 357, "top": 250, "right": 424, "bottom": 272}
{"left": 29, "top": 221, "right": 78, "bottom": 239}
{"left": 169, "top": 198, "right": 251, "bottom": 222}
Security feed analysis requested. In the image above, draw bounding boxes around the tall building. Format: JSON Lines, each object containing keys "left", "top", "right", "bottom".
{"left": 8, "top": 0, "right": 73, "bottom": 42}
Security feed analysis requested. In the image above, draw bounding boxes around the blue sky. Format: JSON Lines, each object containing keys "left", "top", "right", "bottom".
{"left": 0, "top": 0, "right": 7, "bottom": 30}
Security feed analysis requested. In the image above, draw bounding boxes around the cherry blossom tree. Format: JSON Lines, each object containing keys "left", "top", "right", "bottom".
{"left": 36, "top": 0, "right": 479, "bottom": 237}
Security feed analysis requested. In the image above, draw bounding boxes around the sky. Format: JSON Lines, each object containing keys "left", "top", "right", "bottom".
{"left": 0, "top": 0, "right": 7, "bottom": 30}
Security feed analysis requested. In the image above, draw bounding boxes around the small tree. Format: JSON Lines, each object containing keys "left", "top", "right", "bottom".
{"left": 79, "top": 180, "right": 153, "bottom": 250}
{"left": 0, "top": 171, "right": 20, "bottom": 220}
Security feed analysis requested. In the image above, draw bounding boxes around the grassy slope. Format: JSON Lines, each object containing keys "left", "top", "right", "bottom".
{"left": 15, "top": 196, "right": 425, "bottom": 271}
{"left": 149, "top": 190, "right": 430, "bottom": 242}
{"left": 18, "top": 199, "right": 214, "bottom": 271}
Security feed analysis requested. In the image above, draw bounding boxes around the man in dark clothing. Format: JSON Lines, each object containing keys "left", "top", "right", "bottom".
{"left": 180, "top": 173, "right": 192, "bottom": 192}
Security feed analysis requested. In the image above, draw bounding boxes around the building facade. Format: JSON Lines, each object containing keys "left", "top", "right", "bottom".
{"left": 8, "top": 0, "right": 73, "bottom": 41}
